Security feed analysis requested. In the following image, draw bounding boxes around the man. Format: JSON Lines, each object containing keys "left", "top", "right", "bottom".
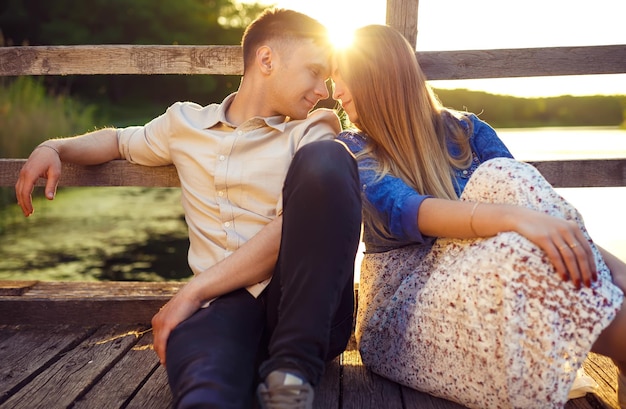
{"left": 15, "top": 9, "right": 362, "bottom": 409}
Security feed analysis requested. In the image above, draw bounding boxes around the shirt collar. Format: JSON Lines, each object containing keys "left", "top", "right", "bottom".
{"left": 206, "top": 92, "right": 289, "bottom": 132}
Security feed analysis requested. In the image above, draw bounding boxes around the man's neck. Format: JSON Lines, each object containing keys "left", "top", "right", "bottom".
{"left": 227, "top": 80, "right": 278, "bottom": 126}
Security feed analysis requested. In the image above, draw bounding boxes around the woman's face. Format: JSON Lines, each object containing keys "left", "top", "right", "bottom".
{"left": 331, "top": 70, "right": 358, "bottom": 123}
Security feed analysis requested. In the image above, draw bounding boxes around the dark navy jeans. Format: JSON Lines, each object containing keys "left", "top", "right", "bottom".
{"left": 165, "top": 140, "right": 362, "bottom": 408}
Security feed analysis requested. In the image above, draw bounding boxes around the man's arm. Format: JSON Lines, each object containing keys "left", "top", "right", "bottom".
{"left": 151, "top": 215, "right": 282, "bottom": 365}
{"left": 15, "top": 128, "right": 121, "bottom": 216}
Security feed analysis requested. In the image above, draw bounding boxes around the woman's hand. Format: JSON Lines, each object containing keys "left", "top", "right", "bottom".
{"left": 513, "top": 207, "right": 597, "bottom": 289}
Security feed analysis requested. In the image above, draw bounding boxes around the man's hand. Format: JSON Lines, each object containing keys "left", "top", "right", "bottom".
{"left": 15, "top": 129, "right": 122, "bottom": 217}
{"left": 151, "top": 283, "right": 203, "bottom": 366}
{"left": 15, "top": 145, "right": 62, "bottom": 217}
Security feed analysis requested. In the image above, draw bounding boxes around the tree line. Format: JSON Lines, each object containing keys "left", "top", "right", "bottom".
{"left": 434, "top": 89, "right": 626, "bottom": 129}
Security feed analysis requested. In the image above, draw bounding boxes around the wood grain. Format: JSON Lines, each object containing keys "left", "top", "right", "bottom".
{"left": 0, "top": 45, "right": 243, "bottom": 76}
{"left": 0, "top": 325, "right": 144, "bottom": 408}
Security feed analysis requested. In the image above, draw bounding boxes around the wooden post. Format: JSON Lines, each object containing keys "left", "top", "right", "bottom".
{"left": 386, "top": 0, "right": 419, "bottom": 49}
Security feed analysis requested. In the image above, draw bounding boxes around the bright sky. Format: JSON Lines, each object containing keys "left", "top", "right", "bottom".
{"left": 240, "top": 0, "right": 626, "bottom": 98}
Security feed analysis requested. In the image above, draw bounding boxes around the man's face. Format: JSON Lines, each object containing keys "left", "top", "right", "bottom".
{"left": 267, "top": 39, "right": 331, "bottom": 120}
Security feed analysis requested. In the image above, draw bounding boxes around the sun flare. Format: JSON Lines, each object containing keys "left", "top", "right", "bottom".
{"left": 261, "top": 0, "right": 385, "bottom": 50}
{"left": 328, "top": 27, "right": 356, "bottom": 50}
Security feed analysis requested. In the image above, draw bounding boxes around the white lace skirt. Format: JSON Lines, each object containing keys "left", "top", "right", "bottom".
{"left": 356, "top": 158, "right": 624, "bottom": 409}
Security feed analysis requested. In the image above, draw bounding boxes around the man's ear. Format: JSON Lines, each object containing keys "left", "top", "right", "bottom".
{"left": 256, "top": 45, "right": 274, "bottom": 75}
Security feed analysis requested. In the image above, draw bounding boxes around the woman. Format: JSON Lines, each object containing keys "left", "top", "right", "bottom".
{"left": 333, "top": 24, "right": 625, "bottom": 408}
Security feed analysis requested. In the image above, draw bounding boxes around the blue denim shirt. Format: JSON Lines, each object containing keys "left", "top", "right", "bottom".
{"left": 337, "top": 113, "right": 514, "bottom": 253}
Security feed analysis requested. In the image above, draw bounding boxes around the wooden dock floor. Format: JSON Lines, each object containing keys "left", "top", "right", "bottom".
{"left": 0, "top": 281, "right": 621, "bottom": 408}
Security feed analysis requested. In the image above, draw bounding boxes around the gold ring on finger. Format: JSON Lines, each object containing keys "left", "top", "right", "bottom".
{"left": 569, "top": 242, "right": 579, "bottom": 249}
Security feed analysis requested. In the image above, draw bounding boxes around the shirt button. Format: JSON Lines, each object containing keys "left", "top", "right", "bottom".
{"left": 237, "top": 131, "right": 243, "bottom": 136}
{"left": 218, "top": 191, "right": 224, "bottom": 197}
{"left": 462, "top": 170, "right": 468, "bottom": 175}
{"left": 219, "top": 155, "right": 225, "bottom": 161}
{"left": 224, "top": 221, "right": 231, "bottom": 228}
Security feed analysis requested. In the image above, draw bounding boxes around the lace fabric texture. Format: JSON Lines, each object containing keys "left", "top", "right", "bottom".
{"left": 356, "top": 158, "right": 624, "bottom": 409}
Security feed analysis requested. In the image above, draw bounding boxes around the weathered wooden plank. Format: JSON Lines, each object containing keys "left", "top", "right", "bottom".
{"left": 126, "top": 364, "right": 172, "bottom": 409}
{"left": 0, "top": 300, "right": 157, "bottom": 325}
{"left": 0, "top": 159, "right": 180, "bottom": 187}
{"left": 581, "top": 352, "right": 620, "bottom": 409}
{"left": 0, "top": 324, "right": 144, "bottom": 409}
{"left": 1, "top": 44, "right": 624, "bottom": 80}
{"left": 528, "top": 158, "right": 626, "bottom": 188}
{"left": 15, "top": 281, "right": 183, "bottom": 299}
{"left": 0, "top": 45, "right": 243, "bottom": 76}
{"left": 3, "top": 158, "right": 625, "bottom": 189}
{"left": 387, "top": 0, "right": 420, "bottom": 49}
{"left": 73, "top": 331, "right": 160, "bottom": 409}
{"left": 402, "top": 386, "right": 469, "bottom": 409}
{"left": 341, "top": 335, "right": 404, "bottom": 409}
{"left": 418, "top": 45, "right": 626, "bottom": 80}
{"left": 0, "top": 324, "right": 95, "bottom": 404}
{"left": 314, "top": 358, "right": 342, "bottom": 408}
{"left": 0, "top": 281, "right": 182, "bottom": 325}
{"left": 0, "top": 280, "right": 38, "bottom": 296}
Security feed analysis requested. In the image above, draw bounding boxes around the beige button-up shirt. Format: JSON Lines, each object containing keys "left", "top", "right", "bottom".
{"left": 117, "top": 93, "right": 340, "bottom": 297}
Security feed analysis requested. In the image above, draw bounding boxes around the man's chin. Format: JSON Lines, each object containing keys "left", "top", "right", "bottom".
{"left": 288, "top": 111, "right": 310, "bottom": 120}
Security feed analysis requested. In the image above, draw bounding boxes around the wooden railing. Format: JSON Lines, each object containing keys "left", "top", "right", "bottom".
{"left": 1, "top": 0, "right": 625, "bottom": 190}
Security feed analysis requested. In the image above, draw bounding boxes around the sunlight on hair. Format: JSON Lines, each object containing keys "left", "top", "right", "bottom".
{"left": 328, "top": 26, "right": 356, "bottom": 50}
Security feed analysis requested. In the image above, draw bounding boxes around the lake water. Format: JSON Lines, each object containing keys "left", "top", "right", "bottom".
{"left": 354, "top": 126, "right": 626, "bottom": 280}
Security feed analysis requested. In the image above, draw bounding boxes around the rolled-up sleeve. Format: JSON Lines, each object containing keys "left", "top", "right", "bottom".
{"left": 117, "top": 103, "right": 187, "bottom": 166}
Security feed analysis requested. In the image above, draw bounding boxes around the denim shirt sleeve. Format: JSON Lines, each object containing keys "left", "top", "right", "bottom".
{"left": 467, "top": 114, "right": 514, "bottom": 162}
{"left": 338, "top": 131, "right": 431, "bottom": 244}
{"left": 449, "top": 114, "right": 515, "bottom": 194}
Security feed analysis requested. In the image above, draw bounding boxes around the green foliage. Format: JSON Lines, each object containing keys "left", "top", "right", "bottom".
{"left": 0, "top": 0, "right": 268, "bottom": 46}
{"left": 0, "top": 76, "right": 100, "bottom": 158}
{"left": 0, "top": 0, "right": 269, "bottom": 109}
{"left": 434, "top": 89, "right": 625, "bottom": 128}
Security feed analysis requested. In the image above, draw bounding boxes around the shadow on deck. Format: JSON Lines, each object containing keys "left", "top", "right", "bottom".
{"left": 0, "top": 281, "right": 620, "bottom": 409}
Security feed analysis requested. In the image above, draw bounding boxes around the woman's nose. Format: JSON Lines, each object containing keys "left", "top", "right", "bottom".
{"left": 332, "top": 83, "right": 342, "bottom": 100}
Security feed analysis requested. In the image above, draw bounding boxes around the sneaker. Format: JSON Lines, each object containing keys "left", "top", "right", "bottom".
{"left": 257, "top": 370, "right": 314, "bottom": 409}
{"left": 618, "top": 371, "right": 625, "bottom": 409}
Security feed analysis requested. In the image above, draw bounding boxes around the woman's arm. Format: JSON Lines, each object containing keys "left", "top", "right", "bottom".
{"left": 418, "top": 198, "right": 597, "bottom": 289}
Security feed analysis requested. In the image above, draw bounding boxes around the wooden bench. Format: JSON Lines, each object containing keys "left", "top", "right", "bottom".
{"left": 1, "top": 0, "right": 625, "bottom": 407}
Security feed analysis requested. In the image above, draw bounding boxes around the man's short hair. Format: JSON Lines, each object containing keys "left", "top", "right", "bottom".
{"left": 241, "top": 9, "right": 330, "bottom": 72}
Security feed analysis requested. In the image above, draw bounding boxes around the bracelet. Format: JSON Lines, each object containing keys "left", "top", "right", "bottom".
{"left": 36, "top": 144, "right": 60, "bottom": 156}
{"left": 469, "top": 202, "right": 480, "bottom": 237}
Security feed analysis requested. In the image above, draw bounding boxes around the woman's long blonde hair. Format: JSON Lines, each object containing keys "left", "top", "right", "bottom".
{"left": 336, "top": 25, "right": 473, "bottom": 200}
